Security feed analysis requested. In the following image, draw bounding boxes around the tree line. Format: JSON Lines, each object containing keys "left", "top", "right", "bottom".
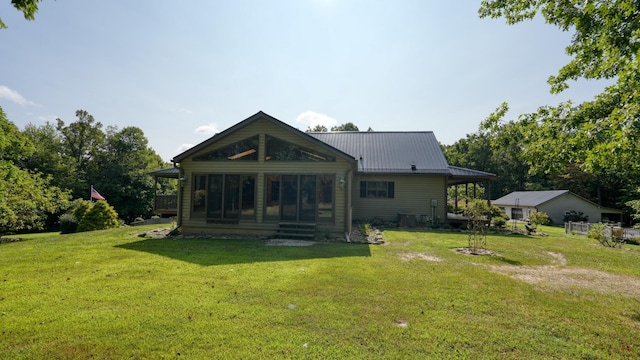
{"left": 0, "top": 108, "right": 173, "bottom": 235}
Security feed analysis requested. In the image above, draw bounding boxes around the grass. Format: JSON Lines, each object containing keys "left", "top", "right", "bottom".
{"left": 1, "top": 225, "right": 639, "bottom": 359}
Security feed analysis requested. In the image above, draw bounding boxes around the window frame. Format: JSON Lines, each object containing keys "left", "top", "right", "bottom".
{"left": 359, "top": 181, "right": 395, "bottom": 199}
{"left": 190, "top": 173, "right": 257, "bottom": 221}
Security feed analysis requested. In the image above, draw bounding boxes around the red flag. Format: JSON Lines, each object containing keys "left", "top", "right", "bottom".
{"left": 91, "top": 186, "right": 105, "bottom": 200}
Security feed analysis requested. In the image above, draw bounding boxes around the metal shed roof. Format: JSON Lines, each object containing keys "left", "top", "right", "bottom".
{"left": 493, "top": 190, "right": 572, "bottom": 207}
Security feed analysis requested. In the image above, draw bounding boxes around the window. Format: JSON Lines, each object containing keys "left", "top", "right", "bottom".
{"left": 360, "top": 181, "right": 394, "bottom": 199}
{"left": 194, "top": 136, "right": 259, "bottom": 161}
{"left": 511, "top": 208, "right": 523, "bottom": 220}
{"left": 265, "top": 135, "right": 335, "bottom": 161}
{"left": 191, "top": 174, "right": 256, "bottom": 220}
{"left": 264, "top": 174, "right": 334, "bottom": 222}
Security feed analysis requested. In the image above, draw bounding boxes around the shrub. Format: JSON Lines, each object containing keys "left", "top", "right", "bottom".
{"left": 564, "top": 211, "right": 588, "bottom": 223}
{"left": 492, "top": 216, "right": 507, "bottom": 228}
{"left": 77, "top": 200, "right": 119, "bottom": 232}
{"left": 59, "top": 213, "right": 78, "bottom": 234}
{"left": 72, "top": 199, "right": 93, "bottom": 223}
{"left": 360, "top": 223, "right": 371, "bottom": 236}
{"left": 529, "top": 212, "right": 552, "bottom": 226}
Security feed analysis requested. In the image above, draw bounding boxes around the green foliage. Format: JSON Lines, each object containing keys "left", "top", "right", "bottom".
{"left": 464, "top": 200, "right": 490, "bottom": 249}
{"left": 587, "top": 223, "right": 624, "bottom": 248}
{"left": 331, "top": 122, "right": 359, "bottom": 131}
{"left": 306, "top": 124, "right": 328, "bottom": 132}
{"left": 0, "top": 161, "right": 70, "bottom": 235}
{"left": 625, "top": 187, "right": 640, "bottom": 225}
{"left": 491, "top": 216, "right": 507, "bottom": 228}
{"left": 528, "top": 212, "right": 552, "bottom": 226}
{"left": 76, "top": 200, "right": 119, "bottom": 232}
{"left": 359, "top": 222, "right": 371, "bottom": 236}
{"left": 71, "top": 199, "right": 93, "bottom": 222}
{"left": 477, "top": 0, "right": 640, "bottom": 210}
{"left": 564, "top": 211, "right": 588, "bottom": 223}
{"left": 59, "top": 213, "right": 78, "bottom": 234}
{"left": 0, "top": 0, "right": 42, "bottom": 29}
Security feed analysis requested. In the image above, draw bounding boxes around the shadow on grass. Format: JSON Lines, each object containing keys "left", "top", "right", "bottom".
{"left": 115, "top": 238, "right": 371, "bottom": 266}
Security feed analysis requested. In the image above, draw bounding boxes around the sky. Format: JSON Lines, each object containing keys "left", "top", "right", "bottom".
{"left": 0, "top": 0, "right": 611, "bottom": 163}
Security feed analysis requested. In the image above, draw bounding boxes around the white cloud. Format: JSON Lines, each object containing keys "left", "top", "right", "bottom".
{"left": 0, "top": 85, "right": 37, "bottom": 106}
{"left": 176, "top": 144, "right": 194, "bottom": 153}
{"left": 174, "top": 107, "right": 193, "bottom": 114}
{"left": 194, "top": 123, "right": 220, "bottom": 135}
{"left": 295, "top": 110, "right": 338, "bottom": 130}
{"left": 36, "top": 114, "right": 59, "bottom": 123}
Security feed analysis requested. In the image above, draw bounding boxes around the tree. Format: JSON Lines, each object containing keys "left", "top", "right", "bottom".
{"left": 90, "top": 126, "right": 166, "bottom": 222}
{"left": 0, "top": 161, "right": 70, "bottom": 235}
{"left": 0, "top": 107, "right": 33, "bottom": 162}
{"left": 22, "top": 122, "right": 77, "bottom": 192}
{"left": 0, "top": 0, "right": 42, "bottom": 29}
{"left": 478, "top": 1, "right": 640, "bottom": 213}
{"left": 56, "top": 110, "right": 105, "bottom": 196}
{"left": 331, "top": 122, "right": 359, "bottom": 131}
{"left": 306, "top": 125, "right": 328, "bottom": 132}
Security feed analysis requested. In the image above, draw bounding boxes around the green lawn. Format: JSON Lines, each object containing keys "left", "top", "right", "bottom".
{"left": 1, "top": 225, "right": 639, "bottom": 359}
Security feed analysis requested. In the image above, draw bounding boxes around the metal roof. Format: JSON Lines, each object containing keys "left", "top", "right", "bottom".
{"left": 493, "top": 190, "right": 571, "bottom": 207}
{"left": 148, "top": 167, "right": 179, "bottom": 178}
{"left": 309, "top": 131, "right": 451, "bottom": 174}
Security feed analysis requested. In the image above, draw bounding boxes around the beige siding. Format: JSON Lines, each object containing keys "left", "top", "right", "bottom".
{"left": 179, "top": 118, "right": 351, "bottom": 235}
{"left": 352, "top": 174, "right": 447, "bottom": 223}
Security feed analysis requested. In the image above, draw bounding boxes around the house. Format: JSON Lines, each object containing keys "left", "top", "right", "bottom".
{"left": 154, "top": 111, "right": 494, "bottom": 239}
{"left": 493, "top": 190, "right": 623, "bottom": 224}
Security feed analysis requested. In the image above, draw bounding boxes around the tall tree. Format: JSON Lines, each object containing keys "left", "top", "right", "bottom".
{"left": 306, "top": 125, "right": 328, "bottom": 132}
{"left": 90, "top": 126, "right": 166, "bottom": 221}
{"left": 478, "top": 0, "right": 640, "bottom": 214}
{"left": 56, "top": 110, "right": 105, "bottom": 196}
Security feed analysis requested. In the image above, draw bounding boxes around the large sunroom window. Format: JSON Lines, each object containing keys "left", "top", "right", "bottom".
{"left": 191, "top": 174, "right": 256, "bottom": 220}
{"left": 264, "top": 135, "right": 335, "bottom": 161}
{"left": 194, "top": 135, "right": 259, "bottom": 161}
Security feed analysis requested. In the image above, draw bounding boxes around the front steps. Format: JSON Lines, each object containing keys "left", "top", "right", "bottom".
{"left": 275, "top": 222, "right": 316, "bottom": 240}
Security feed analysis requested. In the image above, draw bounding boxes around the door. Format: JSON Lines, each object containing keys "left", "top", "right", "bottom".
{"left": 281, "top": 175, "right": 298, "bottom": 221}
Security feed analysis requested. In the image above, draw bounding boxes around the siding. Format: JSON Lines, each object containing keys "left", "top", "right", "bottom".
{"left": 538, "top": 194, "right": 607, "bottom": 224}
{"left": 352, "top": 174, "right": 447, "bottom": 222}
{"left": 179, "top": 118, "right": 352, "bottom": 235}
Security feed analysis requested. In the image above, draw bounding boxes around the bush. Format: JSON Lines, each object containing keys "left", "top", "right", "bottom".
{"left": 564, "top": 211, "right": 588, "bottom": 223}
{"left": 77, "top": 200, "right": 119, "bottom": 233}
{"left": 492, "top": 216, "right": 508, "bottom": 228}
{"left": 529, "top": 212, "right": 552, "bottom": 226}
{"left": 72, "top": 199, "right": 93, "bottom": 223}
{"left": 59, "top": 213, "right": 78, "bottom": 234}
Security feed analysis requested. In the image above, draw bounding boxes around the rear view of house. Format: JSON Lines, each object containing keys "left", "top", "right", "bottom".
{"left": 155, "top": 111, "right": 493, "bottom": 239}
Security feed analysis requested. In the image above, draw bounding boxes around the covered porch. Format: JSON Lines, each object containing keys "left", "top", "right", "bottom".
{"left": 148, "top": 167, "right": 180, "bottom": 216}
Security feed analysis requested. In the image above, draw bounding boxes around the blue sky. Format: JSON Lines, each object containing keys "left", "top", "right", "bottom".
{"left": 1, "top": 0, "right": 610, "bottom": 162}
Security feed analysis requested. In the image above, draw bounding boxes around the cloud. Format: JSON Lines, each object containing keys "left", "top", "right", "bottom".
{"left": 176, "top": 144, "right": 194, "bottom": 153}
{"left": 174, "top": 107, "right": 193, "bottom": 114}
{"left": 295, "top": 110, "right": 338, "bottom": 130}
{"left": 194, "top": 123, "right": 220, "bottom": 135}
{"left": 35, "top": 114, "right": 59, "bottom": 123}
{"left": 0, "top": 85, "right": 37, "bottom": 106}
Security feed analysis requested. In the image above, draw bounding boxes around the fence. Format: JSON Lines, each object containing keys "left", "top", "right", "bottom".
{"left": 565, "top": 222, "right": 640, "bottom": 240}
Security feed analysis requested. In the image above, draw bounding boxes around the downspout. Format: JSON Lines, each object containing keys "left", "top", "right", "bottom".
{"left": 344, "top": 166, "right": 354, "bottom": 242}
{"left": 173, "top": 161, "right": 183, "bottom": 229}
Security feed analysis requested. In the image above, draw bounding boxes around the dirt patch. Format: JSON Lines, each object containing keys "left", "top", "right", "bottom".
{"left": 546, "top": 251, "right": 567, "bottom": 265}
{"left": 400, "top": 253, "right": 442, "bottom": 262}
{"left": 489, "top": 265, "right": 640, "bottom": 297}
{"left": 454, "top": 247, "right": 501, "bottom": 257}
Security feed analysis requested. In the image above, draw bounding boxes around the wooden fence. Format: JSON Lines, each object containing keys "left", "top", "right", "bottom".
{"left": 565, "top": 222, "right": 640, "bottom": 240}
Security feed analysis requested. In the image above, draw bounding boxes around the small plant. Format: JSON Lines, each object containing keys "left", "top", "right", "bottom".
{"left": 360, "top": 222, "right": 371, "bottom": 236}
{"left": 588, "top": 223, "right": 624, "bottom": 248}
{"left": 464, "top": 200, "right": 489, "bottom": 249}
{"left": 492, "top": 216, "right": 507, "bottom": 228}
{"left": 529, "top": 212, "right": 552, "bottom": 226}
